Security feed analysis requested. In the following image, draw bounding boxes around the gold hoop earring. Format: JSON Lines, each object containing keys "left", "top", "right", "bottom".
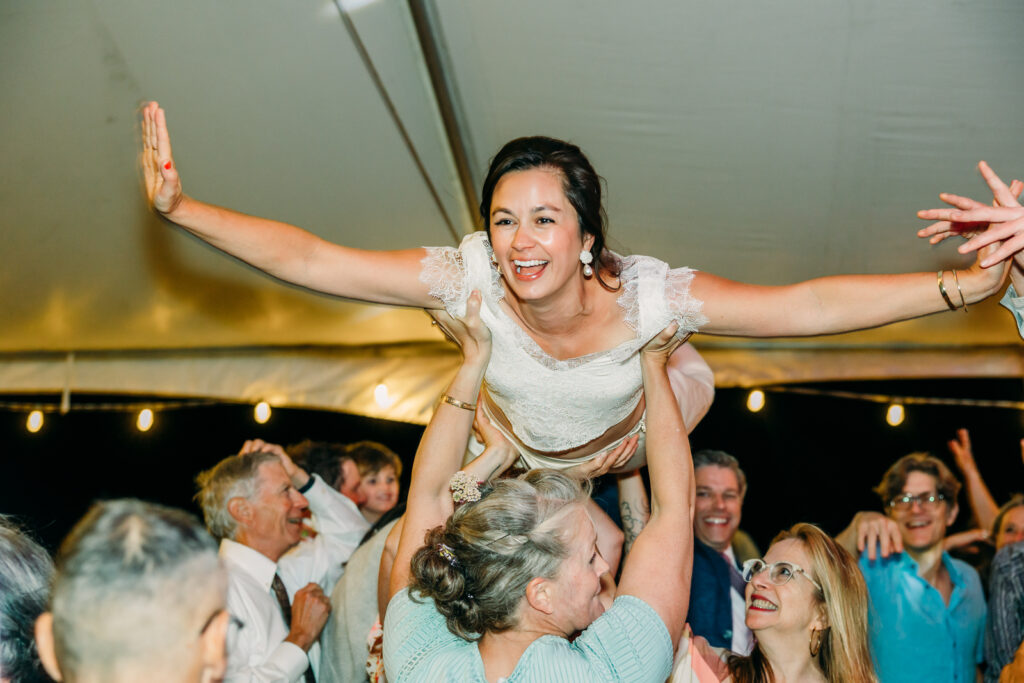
{"left": 809, "top": 628, "right": 824, "bottom": 657}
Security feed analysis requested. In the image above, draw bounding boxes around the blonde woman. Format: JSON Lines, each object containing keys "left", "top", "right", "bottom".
{"left": 672, "top": 524, "right": 876, "bottom": 683}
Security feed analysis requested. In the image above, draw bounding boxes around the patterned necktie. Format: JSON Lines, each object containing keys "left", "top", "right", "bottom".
{"left": 270, "top": 574, "right": 317, "bottom": 683}
{"left": 721, "top": 552, "right": 747, "bottom": 595}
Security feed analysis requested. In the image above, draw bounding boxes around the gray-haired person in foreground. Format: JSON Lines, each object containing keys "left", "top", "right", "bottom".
{"left": 34, "top": 499, "right": 228, "bottom": 683}
{"left": 0, "top": 516, "right": 54, "bottom": 683}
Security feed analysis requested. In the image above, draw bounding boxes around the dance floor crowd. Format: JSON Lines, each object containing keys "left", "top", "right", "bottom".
{"left": 4, "top": 362, "right": 1024, "bottom": 683}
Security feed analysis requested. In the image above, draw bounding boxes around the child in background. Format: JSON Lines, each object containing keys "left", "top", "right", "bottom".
{"left": 347, "top": 441, "right": 403, "bottom": 525}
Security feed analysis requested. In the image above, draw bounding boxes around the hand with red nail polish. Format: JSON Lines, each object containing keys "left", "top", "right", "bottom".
{"left": 140, "top": 101, "right": 184, "bottom": 216}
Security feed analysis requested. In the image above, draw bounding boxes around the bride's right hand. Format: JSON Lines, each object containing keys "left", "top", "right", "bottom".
{"left": 141, "top": 101, "right": 183, "bottom": 215}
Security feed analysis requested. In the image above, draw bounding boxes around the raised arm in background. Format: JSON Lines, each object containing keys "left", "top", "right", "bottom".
{"left": 947, "top": 428, "right": 998, "bottom": 534}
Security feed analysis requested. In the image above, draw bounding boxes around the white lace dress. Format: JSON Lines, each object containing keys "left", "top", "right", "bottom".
{"left": 419, "top": 232, "right": 710, "bottom": 468}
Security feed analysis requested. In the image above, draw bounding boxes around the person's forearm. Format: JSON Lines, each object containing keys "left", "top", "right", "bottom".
{"left": 617, "top": 470, "right": 650, "bottom": 556}
{"left": 641, "top": 357, "right": 693, "bottom": 522}
{"left": 166, "top": 195, "right": 332, "bottom": 285}
{"left": 698, "top": 269, "right": 1001, "bottom": 338}
{"left": 405, "top": 359, "right": 486, "bottom": 511}
{"left": 962, "top": 471, "right": 999, "bottom": 532}
{"left": 835, "top": 515, "right": 863, "bottom": 557}
{"left": 163, "top": 195, "right": 433, "bottom": 306}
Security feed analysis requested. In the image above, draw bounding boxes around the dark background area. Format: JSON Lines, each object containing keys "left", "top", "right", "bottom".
{"left": 3, "top": 378, "right": 1023, "bottom": 555}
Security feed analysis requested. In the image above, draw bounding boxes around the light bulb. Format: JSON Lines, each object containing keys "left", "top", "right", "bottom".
{"left": 27, "top": 411, "right": 43, "bottom": 433}
{"left": 374, "top": 383, "right": 396, "bottom": 409}
{"left": 254, "top": 401, "right": 271, "bottom": 424}
{"left": 886, "top": 404, "right": 904, "bottom": 427}
{"left": 137, "top": 408, "right": 154, "bottom": 432}
{"left": 747, "top": 389, "right": 765, "bottom": 413}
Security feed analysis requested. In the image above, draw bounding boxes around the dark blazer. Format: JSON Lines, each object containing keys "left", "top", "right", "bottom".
{"left": 686, "top": 538, "right": 735, "bottom": 649}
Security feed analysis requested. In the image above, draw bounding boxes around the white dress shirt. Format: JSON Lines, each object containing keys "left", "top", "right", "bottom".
{"left": 724, "top": 545, "right": 754, "bottom": 656}
{"left": 221, "top": 475, "right": 370, "bottom": 682}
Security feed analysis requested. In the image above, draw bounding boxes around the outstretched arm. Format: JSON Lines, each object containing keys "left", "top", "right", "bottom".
{"left": 617, "top": 325, "right": 694, "bottom": 647}
{"left": 141, "top": 102, "right": 439, "bottom": 308}
{"left": 691, "top": 257, "right": 1005, "bottom": 338}
{"left": 691, "top": 165, "right": 1020, "bottom": 337}
{"left": 388, "top": 293, "right": 492, "bottom": 601}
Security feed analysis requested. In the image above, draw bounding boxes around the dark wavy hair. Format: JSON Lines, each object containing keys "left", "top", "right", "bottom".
{"left": 409, "top": 469, "right": 591, "bottom": 641}
{"left": 0, "top": 516, "right": 54, "bottom": 683}
{"left": 479, "top": 136, "right": 619, "bottom": 290}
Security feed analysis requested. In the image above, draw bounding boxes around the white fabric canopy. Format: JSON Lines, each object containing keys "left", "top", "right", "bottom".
{"left": 3, "top": 0, "right": 1024, "bottom": 421}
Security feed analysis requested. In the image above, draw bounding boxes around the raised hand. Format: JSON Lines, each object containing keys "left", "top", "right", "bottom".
{"left": 564, "top": 434, "right": 639, "bottom": 480}
{"left": 917, "top": 161, "right": 1024, "bottom": 269}
{"left": 948, "top": 428, "right": 979, "bottom": 477}
{"left": 427, "top": 291, "right": 492, "bottom": 365}
{"left": 852, "top": 511, "right": 904, "bottom": 561}
{"left": 140, "top": 101, "right": 183, "bottom": 215}
{"left": 238, "top": 438, "right": 308, "bottom": 488}
{"left": 641, "top": 322, "right": 690, "bottom": 366}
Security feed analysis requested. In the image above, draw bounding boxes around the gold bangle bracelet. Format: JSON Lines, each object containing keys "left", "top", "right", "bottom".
{"left": 951, "top": 269, "right": 968, "bottom": 312}
{"left": 937, "top": 270, "right": 957, "bottom": 312}
{"left": 440, "top": 394, "right": 477, "bottom": 411}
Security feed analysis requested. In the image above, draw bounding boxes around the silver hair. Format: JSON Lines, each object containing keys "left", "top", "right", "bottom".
{"left": 410, "top": 469, "right": 592, "bottom": 640}
{"left": 693, "top": 449, "right": 748, "bottom": 497}
{"left": 0, "top": 516, "right": 53, "bottom": 682}
{"left": 195, "top": 450, "right": 279, "bottom": 540}
{"left": 50, "top": 499, "right": 225, "bottom": 679}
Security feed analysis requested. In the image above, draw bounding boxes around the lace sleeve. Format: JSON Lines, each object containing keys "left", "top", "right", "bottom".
{"left": 665, "top": 266, "right": 709, "bottom": 333}
{"left": 418, "top": 246, "right": 467, "bottom": 312}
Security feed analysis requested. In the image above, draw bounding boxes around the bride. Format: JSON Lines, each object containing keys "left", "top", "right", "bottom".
{"left": 141, "top": 101, "right": 1011, "bottom": 475}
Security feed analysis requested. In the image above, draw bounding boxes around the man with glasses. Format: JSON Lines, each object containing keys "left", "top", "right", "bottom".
{"left": 837, "top": 452, "right": 986, "bottom": 683}
{"left": 34, "top": 499, "right": 229, "bottom": 683}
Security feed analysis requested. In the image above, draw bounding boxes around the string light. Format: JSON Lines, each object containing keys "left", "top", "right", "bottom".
{"left": 747, "top": 389, "right": 765, "bottom": 412}
{"left": 886, "top": 404, "right": 905, "bottom": 427}
{"left": 26, "top": 411, "right": 43, "bottom": 433}
{"left": 254, "top": 401, "right": 271, "bottom": 424}
{"left": 136, "top": 408, "right": 154, "bottom": 432}
{"left": 374, "top": 383, "right": 396, "bottom": 409}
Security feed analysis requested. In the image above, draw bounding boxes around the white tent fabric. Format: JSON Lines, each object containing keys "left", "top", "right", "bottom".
{"left": 3, "top": 0, "right": 1024, "bottom": 423}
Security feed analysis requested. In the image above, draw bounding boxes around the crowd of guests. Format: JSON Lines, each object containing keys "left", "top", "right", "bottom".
{"left": 2, "top": 348, "right": 1024, "bottom": 682}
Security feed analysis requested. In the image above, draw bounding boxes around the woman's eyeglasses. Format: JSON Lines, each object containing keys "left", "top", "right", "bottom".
{"left": 741, "top": 558, "right": 823, "bottom": 592}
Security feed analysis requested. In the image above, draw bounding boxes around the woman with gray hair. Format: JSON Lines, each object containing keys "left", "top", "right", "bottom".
{"left": 382, "top": 291, "right": 695, "bottom": 682}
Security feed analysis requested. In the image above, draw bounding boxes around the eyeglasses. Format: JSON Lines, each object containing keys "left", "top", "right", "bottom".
{"left": 888, "top": 492, "right": 946, "bottom": 511}
{"left": 741, "top": 558, "right": 823, "bottom": 593}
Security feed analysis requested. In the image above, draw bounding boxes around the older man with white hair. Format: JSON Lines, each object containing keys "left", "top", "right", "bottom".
{"left": 195, "top": 440, "right": 368, "bottom": 682}
{"left": 34, "top": 499, "right": 228, "bottom": 683}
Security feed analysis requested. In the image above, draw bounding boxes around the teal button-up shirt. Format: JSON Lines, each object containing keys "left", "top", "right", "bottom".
{"left": 860, "top": 549, "right": 986, "bottom": 683}
{"left": 1000, "top": 284, "right": 1024, "bottom": 337}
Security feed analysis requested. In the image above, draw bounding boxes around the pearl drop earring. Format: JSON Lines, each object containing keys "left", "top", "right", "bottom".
{"left": 579, "top": 249, "right": 594, "bottom": 277}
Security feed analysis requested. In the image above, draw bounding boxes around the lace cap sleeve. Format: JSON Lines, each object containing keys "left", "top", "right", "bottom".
{"left": 419, "top": 233, "right": 503, "bottom": 316}
{"left": 418, "top": 245, "right": 466, "bottom": 313}
{"left": 664, "top": 266, "right": 709, "bottom": 333}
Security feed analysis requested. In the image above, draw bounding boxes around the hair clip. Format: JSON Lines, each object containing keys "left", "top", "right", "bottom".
{"left": 437, "top": 543, "right": 458, "bottom": 566}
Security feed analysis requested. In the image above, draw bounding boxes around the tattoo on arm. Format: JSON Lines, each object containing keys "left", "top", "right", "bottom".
{"left": 619, "top": 500, "right": 649, "bottom": 556}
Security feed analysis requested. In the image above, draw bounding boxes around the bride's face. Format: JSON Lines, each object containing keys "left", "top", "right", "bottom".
{"left": 487, "top": 167, "right": 594, "bottom": 302}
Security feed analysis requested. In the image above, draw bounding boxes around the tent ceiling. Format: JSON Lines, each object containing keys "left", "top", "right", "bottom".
{"left": 3, "top": 0, "right": 1024, "bottom": 416}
